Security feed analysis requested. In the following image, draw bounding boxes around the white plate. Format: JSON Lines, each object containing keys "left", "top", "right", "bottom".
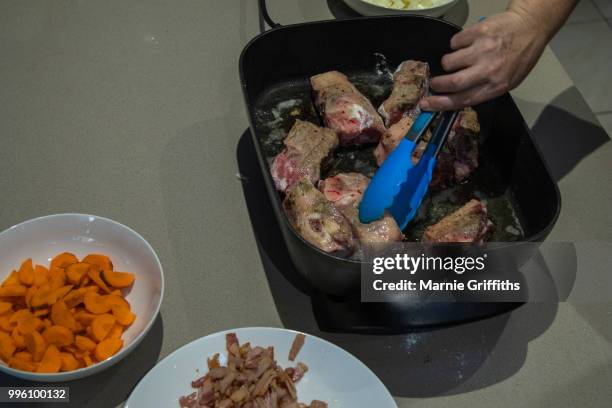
{"left": 343, "top": 0, "right": 459, "bottom": 17}
{"left": 126, "top": 327, "right": 397, "bottom": 408}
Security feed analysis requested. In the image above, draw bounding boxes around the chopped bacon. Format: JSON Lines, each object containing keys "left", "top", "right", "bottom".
{"left": 179, "top": 333, "right": 323, "bottom": 407}
{"left": 288, "top": 333, "right": 305, "bottom": 361}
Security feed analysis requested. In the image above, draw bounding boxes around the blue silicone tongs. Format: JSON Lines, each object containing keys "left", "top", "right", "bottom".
{"left": 359, "top": 110, "right": 459, "bottom": 230}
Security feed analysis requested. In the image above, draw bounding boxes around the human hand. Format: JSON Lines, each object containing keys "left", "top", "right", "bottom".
{"left": 420, "top": 9, "right": 549, "bottom": 111}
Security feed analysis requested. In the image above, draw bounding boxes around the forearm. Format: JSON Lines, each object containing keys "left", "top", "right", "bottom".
{"left": 508, "top": 0, "right": 578, "bottom": 42}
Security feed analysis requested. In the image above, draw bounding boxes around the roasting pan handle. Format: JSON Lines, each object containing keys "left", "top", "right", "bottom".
{"left": 258, "top": 0, "right": 281, "bottom": 31}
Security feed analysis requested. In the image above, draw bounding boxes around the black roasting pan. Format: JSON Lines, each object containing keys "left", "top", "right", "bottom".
{"left": 239, "top": 15, "right": 561, "bottom": 298}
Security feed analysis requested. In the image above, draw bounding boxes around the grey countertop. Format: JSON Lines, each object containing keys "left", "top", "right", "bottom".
{"left": 0, "top": 1, "right": 611, "bottom": 407}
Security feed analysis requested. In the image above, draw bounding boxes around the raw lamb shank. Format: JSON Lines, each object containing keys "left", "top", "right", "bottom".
{"left": 270, "top": 120, "right": 338, "bottom": 192}
{"left": 319, "top": 172, "right": 403, "bottom": 244}
{"left": 423, "top": 199, "right": 494, "bottom": 243}
{"left": 311, "top": 71, "right": 386, "bottom": 146}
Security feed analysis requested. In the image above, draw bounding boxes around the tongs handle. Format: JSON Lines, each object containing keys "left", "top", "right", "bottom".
{"left": 427, "top": 110, "right": 459, "bottom": 159}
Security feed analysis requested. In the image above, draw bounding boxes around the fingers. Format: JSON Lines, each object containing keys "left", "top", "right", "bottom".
{"left": 450, "top": 25, "right": 480, "bottom": 50}
{"left": 441, "top": 46, "right": 477, "bottom": 72}
{"left": 430, "top": 65, "right": 487, "bottom": 94}
{"left": 420, "top": 83, "right": 501, "bottom": 112}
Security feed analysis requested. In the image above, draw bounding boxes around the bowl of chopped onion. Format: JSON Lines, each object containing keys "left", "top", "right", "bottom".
{"left": 343, "top": 0, "right": 460, "bottom": 17}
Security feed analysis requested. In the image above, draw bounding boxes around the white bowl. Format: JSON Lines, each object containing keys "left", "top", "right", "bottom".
{"left": 343, "top": 0, "right": 459, "bottom": 17}
{"left": 0, "top": 214, "right": 164, "bottom": 382}
{"left": 126, "top": 327, "right": 397, "bottom": 407}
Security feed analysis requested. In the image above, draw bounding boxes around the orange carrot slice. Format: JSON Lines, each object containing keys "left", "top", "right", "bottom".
{"left": 49, "top": 267, "right": 66, "bottom": 290}
{"left": 36, "top": 345, "right": 61, "bottom": 373}
{"left": 94, "top": 337, "right": 123, "bottom": 361}
{"left": 2, "top": 271, "right": 20, "bottom": 287}
{"left": 59, "top": 352, "right": 80, "bottom": 371}
{"left": 24, "top": 331, "right": 46, "bottom": 362}
{"left": 111, "top": 305, "right": 136, "bottom": 326}
{"left": 10, "top": 310, "right": 43, "bottom": 334}
{"left": 87, "top": 265, "right": 111, "bottom": 293}
{"left": 82, "top": 254, "right": 113, "bottom": 272}
{"left": 50, "top": 301, "right": 77, "bottom": 331}
{"left": 42, "top": 325, "right": 74, "bottom": 347}
{"left": 91, "top": 314, "right": 115, "bottom": 342}
{"left": 50, "top": 252, "right": 78, "bottom": 270}
{"left": 18, "top": 259, "right": 35, "bottom": 286}
{"left": 33, "top": 265, "right": 49, "bottom": 287}
{"left": 11, "top": 327, "right": 25, "bottom": 349}
{"left": 106, "top": 324, "right": 124, "bottom": 340}
{"left": 0, "top": 332, "right": 16, "bottom": 361}
{"left": 0, "top": 285, "right": 27, "bottom": 297}
{"left": 0, "top": 301, "right": 12, "bottom": 315}
{"left": 9, "top": 357, "right": 37, "bottom": 371}
{"left": 101, "top": 270, "right": 135, "bottom": 289}
{"left": 83, "top": 292, "right": 110, "bottom": 314}
{"left": 75, "top": 335, "right": 97, "bottom": 351}
{"left": 66, "top": 263, "right": 90, "bottom": 285}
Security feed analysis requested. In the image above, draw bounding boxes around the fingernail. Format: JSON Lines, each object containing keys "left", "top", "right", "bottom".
{"left": 420, "top": 100, "right": 430, "bottom": 111}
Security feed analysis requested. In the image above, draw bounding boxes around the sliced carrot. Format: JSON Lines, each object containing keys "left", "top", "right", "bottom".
{"left": 1, "top": 271, "right": 19, "bottom": 287}
{"left": 0, "top": 284, "right": 27, "bottom": 297}
{"left": 74, "top": 310, "right": 96, "bottom": 325}
{"left": 9, "top": 357, "right": 37, "bottom": 371}
{"left": 49, "top": 285, "right": 73, "bottom": 305}
{"left": 0, "top": 332, "right": 16, "bottom": 360}
{"left": 82, "top": 254, "right": 113, "bottom": 272}
{"left": 42, "top": 325, "right": 74, "bottom": 347}
{"left": 83, "top": 292, "right": 110, "bottom": 314}
{"left": 63, "top": 287, "right": 88, "bottom": 308}
{"left": 50, "top": 252, "right": 78, "bottom": 270}
{"left": 33, "top": 308, "right": 49, "bottom": 317}
{"left": 107, "top": 324, "right": 124, "bottom": 340}
{"left": 94, "top": 337, "right": 123, "bottom": 361}
{"left": 87, "top": 265, "right": 111, "bottom": 293}
{"left": 66, "top": 263, "right": 90, "bottom": 285}
{"left": 82, "top": 353, "right": 94, "bottom": 367}
{"left": 33, "top": 265, "right": 49, "bottom": 287}
{"left": 36, "top": 345, "right": 61, "bottom": 373}
{"left": 50, "top": 300, "right": 77, "bottom": 331}
{"left": 110, "top": 289, "right": 122, "bottom": 296}
{"left": 24, "top": 331, "right": 46, "bottom": 362}
{"left": 75, "top": 335, "right": 97, "bottom": 352}
{"left": 0, "top": 314, "right": 16, "bottom": 332}
{"left": 0, "top": 301, "right": 12, "bottom": 315}
{"left": 59, "top": 352, "right": 79, "bottom": 371}
{"left": 106, "top": 294, "right": 130, "bottom": 310}
{"left": 13, "top": 351, "right": 33, "bottom": 361}
{"left": 91, "top": 314, "right": 115, "bottom": 342}
{"left": 24, "top": 286, "right": 36, "bottom": 309}
{"left": 101, "top": 270, "right": 135, "bottom": 289}
{"left": 18, "top": 259, "right": 35, "bottom": 286}
{"left": 49, "top": 267, "right": 66, "bottom": 290}
{"left": 30, "top": 284, "right": 53, "bottom": 308}
{"left": 10, "top": 309, "right": 43, "bottom": 334}
{"left": 11, "top": 328, "right": 25, "bottom": 349}
{"left": 111, "top": 305, "right": 136, "bottom": 326}
{"left": 42, "top": 318, "right": 52, "bottom": 329}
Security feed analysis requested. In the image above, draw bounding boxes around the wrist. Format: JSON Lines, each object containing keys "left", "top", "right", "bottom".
{"left": 507, "top": 4, "right": 555, "bottom": 43}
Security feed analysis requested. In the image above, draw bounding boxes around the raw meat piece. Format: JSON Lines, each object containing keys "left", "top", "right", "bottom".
{"left": 423, "top": 199, "right": 494, "bottom": 243}
{"left": 319, "top": 173, "right": 404, "bottom": 244}
{"left": 379, "top": 60, "right": 430, "bottom": 127}
{"left": 311, "top": 71, "right": 386, "bottom": 146}
{"left": 283, "top": 178, "right": 356, "bottom": 254}
{"left": 376, "top": 108, "right": 481, "bottom": 187}
{"left": 412, "top": 107, "right": 480, "bottom": 186}
{"left": 374, "top": 114, "right": 422, "bottom": 166}
{"left": 270, "top": 120, "right": 338, "bottom": 192}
